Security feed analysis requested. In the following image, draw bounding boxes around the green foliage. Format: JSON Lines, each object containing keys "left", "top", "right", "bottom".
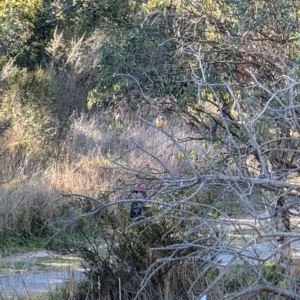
{"left": 0, "top": 27, "right": 104, "bottom": 158}
{"left": 0, "top": 0, "right": 52, "bottom": 68}
{"left": 0, "top": 235, "right": 46, "bottom": 256}
{"left": 177, "top": 150, "right": 186, "bottom": 161}
{"left": 0, "top": 66, "right": 58, "bottom": 155}
{"left": 54, "top": 203, "right": 213, "bottom": 299}
{"left": 109, "top": 118, "right": 122, "bottom": 132}
{"left": 0, "top": 0, "right": 132, "bottom": 69}
{"left": 2, "top": 196, "right": 54, "bottom": 240}
{"left": 224, "top": 263, "right": 283, "bottom": 295}
{"left": 0, "top": 0, "right": 43, "bottom": 37}
{"left": 177, "top": 149, "right": 198, "bottom": 162}
{"left": 46, "top": 281, "right": 88, "bottom": 300}
{"left": 94, "top": 7, "right": 183, "bottom": 109}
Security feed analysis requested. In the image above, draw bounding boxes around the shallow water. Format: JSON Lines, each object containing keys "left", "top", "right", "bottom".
{"left": 0, "top": 269, "right": 84, "bottom": 296}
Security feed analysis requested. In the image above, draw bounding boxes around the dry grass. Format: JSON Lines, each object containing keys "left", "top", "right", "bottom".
{"left": 2, "top": 111, "right": 299, "bottom": 299}
{"left": 0, "top": 111, "right": 206, "bottom": 242}
{"left": 59, "top": 112, "right": 203, "bottom": 190}
{"left": 0, "top": 108, "right": 239, "bottom": 299}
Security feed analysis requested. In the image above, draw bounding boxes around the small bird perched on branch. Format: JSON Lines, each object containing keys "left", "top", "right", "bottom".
{"left": 155, "top": 115, "right": 167, "bottom": 128}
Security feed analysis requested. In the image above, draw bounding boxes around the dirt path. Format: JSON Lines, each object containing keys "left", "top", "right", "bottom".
{"left": 216, "top": 214, "right": 300, "bottom": 265}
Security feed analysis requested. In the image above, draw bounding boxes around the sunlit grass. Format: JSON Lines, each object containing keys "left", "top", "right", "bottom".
{"left": 0, "top": 254, "right": 83, "bottom": 274}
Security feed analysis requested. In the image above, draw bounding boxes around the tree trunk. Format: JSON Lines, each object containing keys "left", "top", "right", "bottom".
{"left": 274, "top": 196, "right": 293, "bottom": 276}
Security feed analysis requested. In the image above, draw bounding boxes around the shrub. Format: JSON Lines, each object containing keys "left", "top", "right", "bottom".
{"left": 53, "top": 200, "right": 215, "bottom": 300}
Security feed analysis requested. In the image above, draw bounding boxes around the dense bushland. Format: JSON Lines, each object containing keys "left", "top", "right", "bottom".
{"left": 1, "top": 0, "right": 300, "bottom": 299}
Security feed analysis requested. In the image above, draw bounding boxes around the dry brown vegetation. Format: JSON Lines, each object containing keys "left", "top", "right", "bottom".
{"left": 1, "top": 0, "right": 300, "bottom": 298}
{"left": 0, "top": 109, "right": 198, "bottom": 241}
